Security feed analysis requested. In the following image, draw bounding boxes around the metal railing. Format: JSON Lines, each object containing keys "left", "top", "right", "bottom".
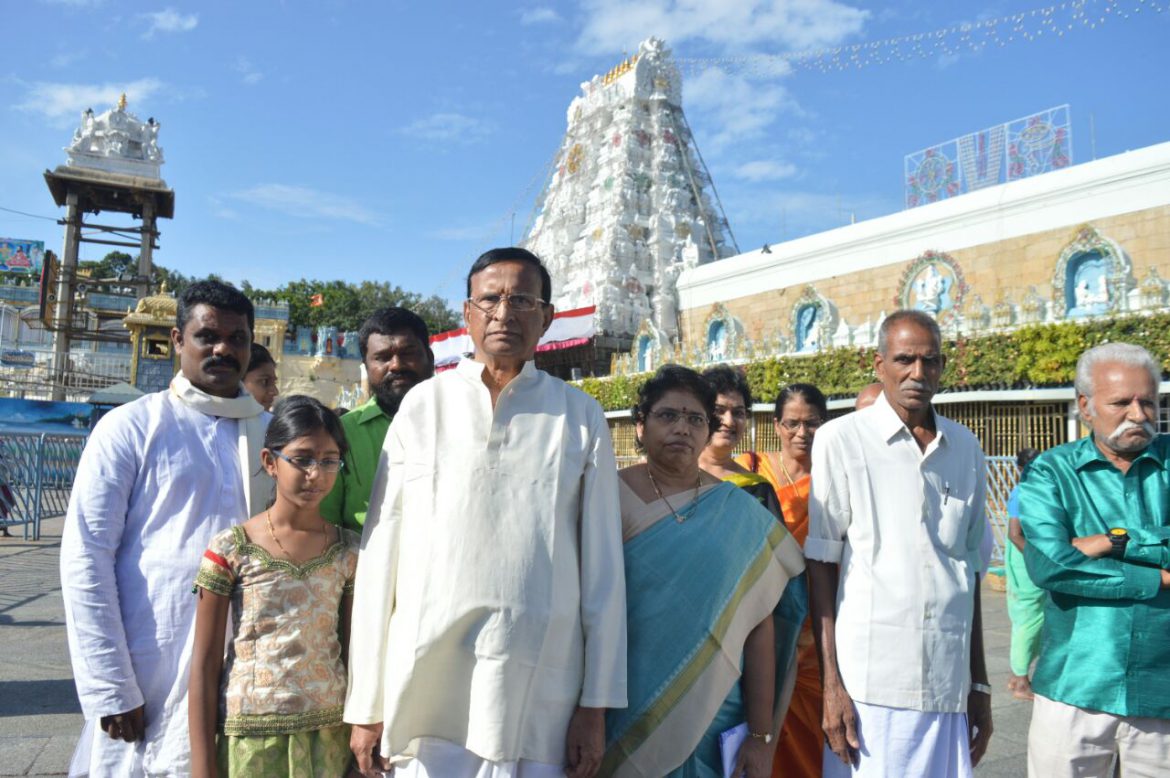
{"left": 0, "top": 432, "right": 87, "bottom": 540}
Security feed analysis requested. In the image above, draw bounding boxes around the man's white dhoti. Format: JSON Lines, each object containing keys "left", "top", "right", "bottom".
{"left": 822, "top": 701, "right": 972, "bottom": 778}
{"left": 393, "top": 738, "right": 564, "bottom": 778}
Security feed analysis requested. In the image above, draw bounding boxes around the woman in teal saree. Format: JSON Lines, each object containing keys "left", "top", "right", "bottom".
{"left": 601, "top": 366, "right": 806, "bottom": 778}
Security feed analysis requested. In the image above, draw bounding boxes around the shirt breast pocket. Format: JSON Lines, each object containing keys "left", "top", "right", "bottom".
{"left": 930, "top": 479, "right": 973, "bottom": 557}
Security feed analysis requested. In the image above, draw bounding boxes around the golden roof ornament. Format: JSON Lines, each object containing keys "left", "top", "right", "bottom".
{"left": 118, "top": 93, "right": 127, "bottom": 111}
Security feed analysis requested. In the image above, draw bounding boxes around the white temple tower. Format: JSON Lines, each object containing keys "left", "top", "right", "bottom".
{"left": 523, "top": 38, "right": 736, "bottom": 354}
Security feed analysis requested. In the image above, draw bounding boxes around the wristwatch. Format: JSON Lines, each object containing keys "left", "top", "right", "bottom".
{"left": 1108, "top": 528, "right": 1130, "bottom": 559}
{"left": 748, "top": 731, "right": 773, "bottom": 744}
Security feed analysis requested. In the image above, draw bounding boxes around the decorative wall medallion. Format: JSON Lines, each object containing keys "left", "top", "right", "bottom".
{"left": 1051, "top": 225, "right": 1130, "bottom": 319}
{"left": 895, "top": 250, "right": 970, "bottom": 321}
{"left": 566, "top": 143, "right": 585, "bottom": 175}
{"left": 790, "top": 286, "right": 838, "bottom": 353}
{"left": 704, "top": 302, "right": 744, "bottom": 362}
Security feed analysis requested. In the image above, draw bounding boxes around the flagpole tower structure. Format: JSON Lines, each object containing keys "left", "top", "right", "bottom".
{"left": 42, "top": 94, "right": 174, "bottom": 400}
{"left": 523, "top": 38, "right": 736, "bottom": 376}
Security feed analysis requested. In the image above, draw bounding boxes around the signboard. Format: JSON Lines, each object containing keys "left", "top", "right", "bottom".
{"left": 905, "top": 105, "right": 1072, "bottom": 208}
{"left": 0, "top": 238, "right": 46, "bottom": 274}
{"left": 39, "top": 251, "right": 60, "bottom": 329}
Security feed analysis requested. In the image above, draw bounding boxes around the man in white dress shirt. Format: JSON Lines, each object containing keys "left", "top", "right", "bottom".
{"left": 61, "top": 280, "right": 270, "bottom": 777}
{"left": 806, "top": 310, "right": 993, "bottom": 777}
{"left": 346, "top": 247, "right": 627, "bottom": 778}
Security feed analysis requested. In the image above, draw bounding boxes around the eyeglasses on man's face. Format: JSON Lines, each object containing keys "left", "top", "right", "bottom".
{"left": 648, "top": 408, "right": 710, "bottom": 429}
{"left": 273, "top": 450, "right": 344, "bottom": 474}
{"left": 466, "top": 293, "right": 546, "bottom": 316}
{"left": 778, "top": 418, "right": 822, "bottom": 432}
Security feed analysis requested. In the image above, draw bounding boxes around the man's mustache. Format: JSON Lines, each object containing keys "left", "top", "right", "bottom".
{"left": 203, "top": 356, "right": 241, "bottom": 371}
{"left": 1108, "top": 419, "right": 1157, "bottom": 442}
{"left": 381, "top": 370, "right": 421, "bottom": 387}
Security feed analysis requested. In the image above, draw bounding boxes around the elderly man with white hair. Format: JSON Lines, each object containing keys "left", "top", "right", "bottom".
{"left": 1020, "top": 342, "right": 1170, "bottom": 776}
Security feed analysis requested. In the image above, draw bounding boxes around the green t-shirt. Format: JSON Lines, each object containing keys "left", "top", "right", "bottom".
{"left": 320, "top": 397, "right": 391, "bottom": 532}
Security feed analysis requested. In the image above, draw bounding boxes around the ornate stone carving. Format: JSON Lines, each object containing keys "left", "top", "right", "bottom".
{"left": 1140, "top": 266, "right": 1167, "bottom": 309}
{"left": 790, "top": 286, "right": 838, "bottom": 353}
{"left": 65, "top": 95, "right": 165, "bottom": 179}
{"left": 992, "top": 295, "right": 1015, "bottom": 328}
{"left": 702, "top": 303, "right": 744, "bottom": 363}
{"left": 895, "top": 250, "right": 970, "bottom": 322}
{"left": 524, "top": 37, "right": 732, "bottom": 342}
{"left": 1020, "top": 286, "right": 1046, "bottom": 323}
{"left": 1051, "top": 224, "right": 1131, "bottom": 319}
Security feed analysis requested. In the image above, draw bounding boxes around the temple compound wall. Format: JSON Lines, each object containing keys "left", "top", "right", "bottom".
{"left": 674, "top": 142, "right": 1170, "bottom": 362}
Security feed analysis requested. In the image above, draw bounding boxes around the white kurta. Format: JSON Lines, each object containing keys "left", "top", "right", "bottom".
{"left": 61, "top": 391, "right": 261, "bottom": 777}
{"left": 345, "top": 358, "right": 628, "bottom": 765}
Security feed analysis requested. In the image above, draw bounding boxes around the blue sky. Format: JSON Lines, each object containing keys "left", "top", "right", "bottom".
{"left": 2, "top": 0, "right": 1167, "bottom": 309}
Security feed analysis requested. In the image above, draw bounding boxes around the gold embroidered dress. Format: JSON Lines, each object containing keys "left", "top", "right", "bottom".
{"left": 194, "top": 525, "right": 359, "bottom": 777}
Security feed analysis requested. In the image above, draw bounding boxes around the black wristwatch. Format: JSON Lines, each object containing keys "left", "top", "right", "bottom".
{"left": 1108, "top": 528, "right": 1129, "bottom": 559}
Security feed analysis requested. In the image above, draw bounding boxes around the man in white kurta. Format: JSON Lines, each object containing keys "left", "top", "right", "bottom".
{"left": 61, "top": 281, "right": 269, "bottom": 777}
{"left": 806, "top": 311, "right": 992, "bottom": 777}
{"left": 346, "top": 248, "right": 627, "bottom": 777}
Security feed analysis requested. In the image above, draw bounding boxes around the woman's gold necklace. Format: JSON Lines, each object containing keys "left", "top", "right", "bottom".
{"left": 646, "top": 467, "right": 702, "bottom": 523}
{"left": 779, "top": 454, "right": 797, "bottom": 486}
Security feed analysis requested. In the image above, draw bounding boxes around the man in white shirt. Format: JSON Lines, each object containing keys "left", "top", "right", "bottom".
{"left": 806, "top": 310, "right": 993, "bottom": 777}
{"left": 61, "top": 280, "right": 270, "bottom": 777}
{"left": 346, "top": 247, "right": 627, "bottom": 778}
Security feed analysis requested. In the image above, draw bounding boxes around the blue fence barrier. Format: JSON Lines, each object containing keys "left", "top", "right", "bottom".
{"left": 0, "top": 432, "right": 87, "bottom": 540}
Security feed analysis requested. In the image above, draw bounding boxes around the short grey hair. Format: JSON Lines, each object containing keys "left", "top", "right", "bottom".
{"left": 877, "top": 310, "right": 942, "bottom": 355}
{"left": 1074, "top": 342, "right": 1161, "bottom": 418}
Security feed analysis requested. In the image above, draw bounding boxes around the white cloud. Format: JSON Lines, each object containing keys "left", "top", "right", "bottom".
{"left": 398, "top": 112, "right": 494, "bottom": 144}
{"left": 14, "top": 77, "right": 165, "bottom": 125}
{"left": 229, "top": 184, "right": 382, "bottom": 226}
{"left": 208, "top": 196, "right": 239, "bottom": 221}
{"left": 733, "top": 159, "right": 798, "bottom": 182}
{"left": 520, "top": 7, "right": 561, "bottom": 25}
{"left": 234, "top": 57, "right": 264, "bottom": 86}
{"left": 575, "top": 0, "right": 869, "bottom": 55}
{"left": 140, "top": 8, "right": 198, "bottom": 39}
{"left": 684, "top": 67, "right": 802, "bottom": 152}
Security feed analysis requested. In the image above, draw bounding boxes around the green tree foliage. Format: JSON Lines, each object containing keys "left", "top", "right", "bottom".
{"left": 76, "top": 251, "right": 196, "bottom": 295}
{"left": 243, "top": 279, "right": 460, "bottom": 335}
{"left": 71, "top": 252, "right": 458, "bottom": 335}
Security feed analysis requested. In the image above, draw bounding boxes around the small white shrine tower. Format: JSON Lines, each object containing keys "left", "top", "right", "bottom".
{"left": 523, "top": 38, "right": 736, "bottom": 359}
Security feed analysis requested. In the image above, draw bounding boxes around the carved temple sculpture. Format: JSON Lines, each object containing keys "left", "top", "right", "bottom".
{"left": 523, "top": 37, "right": 735, "bottom": 343}
{"left": 65, "top": 94, "right": 165, "bottom": 180}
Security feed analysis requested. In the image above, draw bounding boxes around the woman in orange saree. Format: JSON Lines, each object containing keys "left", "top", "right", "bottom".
{"left": 737, "top": 383, "right": 828, "bottom": 778}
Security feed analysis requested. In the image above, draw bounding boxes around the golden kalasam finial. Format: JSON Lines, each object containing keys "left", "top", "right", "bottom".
{"left": 118, "top": 93, "right": 127, "bottom": 110}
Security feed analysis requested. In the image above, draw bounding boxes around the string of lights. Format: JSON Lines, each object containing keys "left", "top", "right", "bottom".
{"left": 675, "top": 0, "right": 1167, "bottom": 76}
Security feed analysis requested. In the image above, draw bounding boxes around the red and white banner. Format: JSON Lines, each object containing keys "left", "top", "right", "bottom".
{"left": 430, "top": 306, "right": 596, "bottom": 369}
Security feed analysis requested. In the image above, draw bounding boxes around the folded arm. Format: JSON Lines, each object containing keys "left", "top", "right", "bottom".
{"left": 1020, "top": 461, "right": 1163, "bottom": 600}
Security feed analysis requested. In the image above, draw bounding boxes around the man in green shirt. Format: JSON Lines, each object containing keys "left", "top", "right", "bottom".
{"left": 320, "top": 307, "right": 433, "bottom": 531}
{"left": 1021, "top": 342, "right": 1170, "bottom": 775}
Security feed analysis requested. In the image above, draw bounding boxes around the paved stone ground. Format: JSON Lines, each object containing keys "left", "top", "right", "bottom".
{"left": 0, "top": 516, "right": 1032, "bottom": 776}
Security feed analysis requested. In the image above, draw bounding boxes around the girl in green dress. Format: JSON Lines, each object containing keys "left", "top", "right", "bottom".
{"left": 190, "top": 395, "right": 359, "bottom": 778}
